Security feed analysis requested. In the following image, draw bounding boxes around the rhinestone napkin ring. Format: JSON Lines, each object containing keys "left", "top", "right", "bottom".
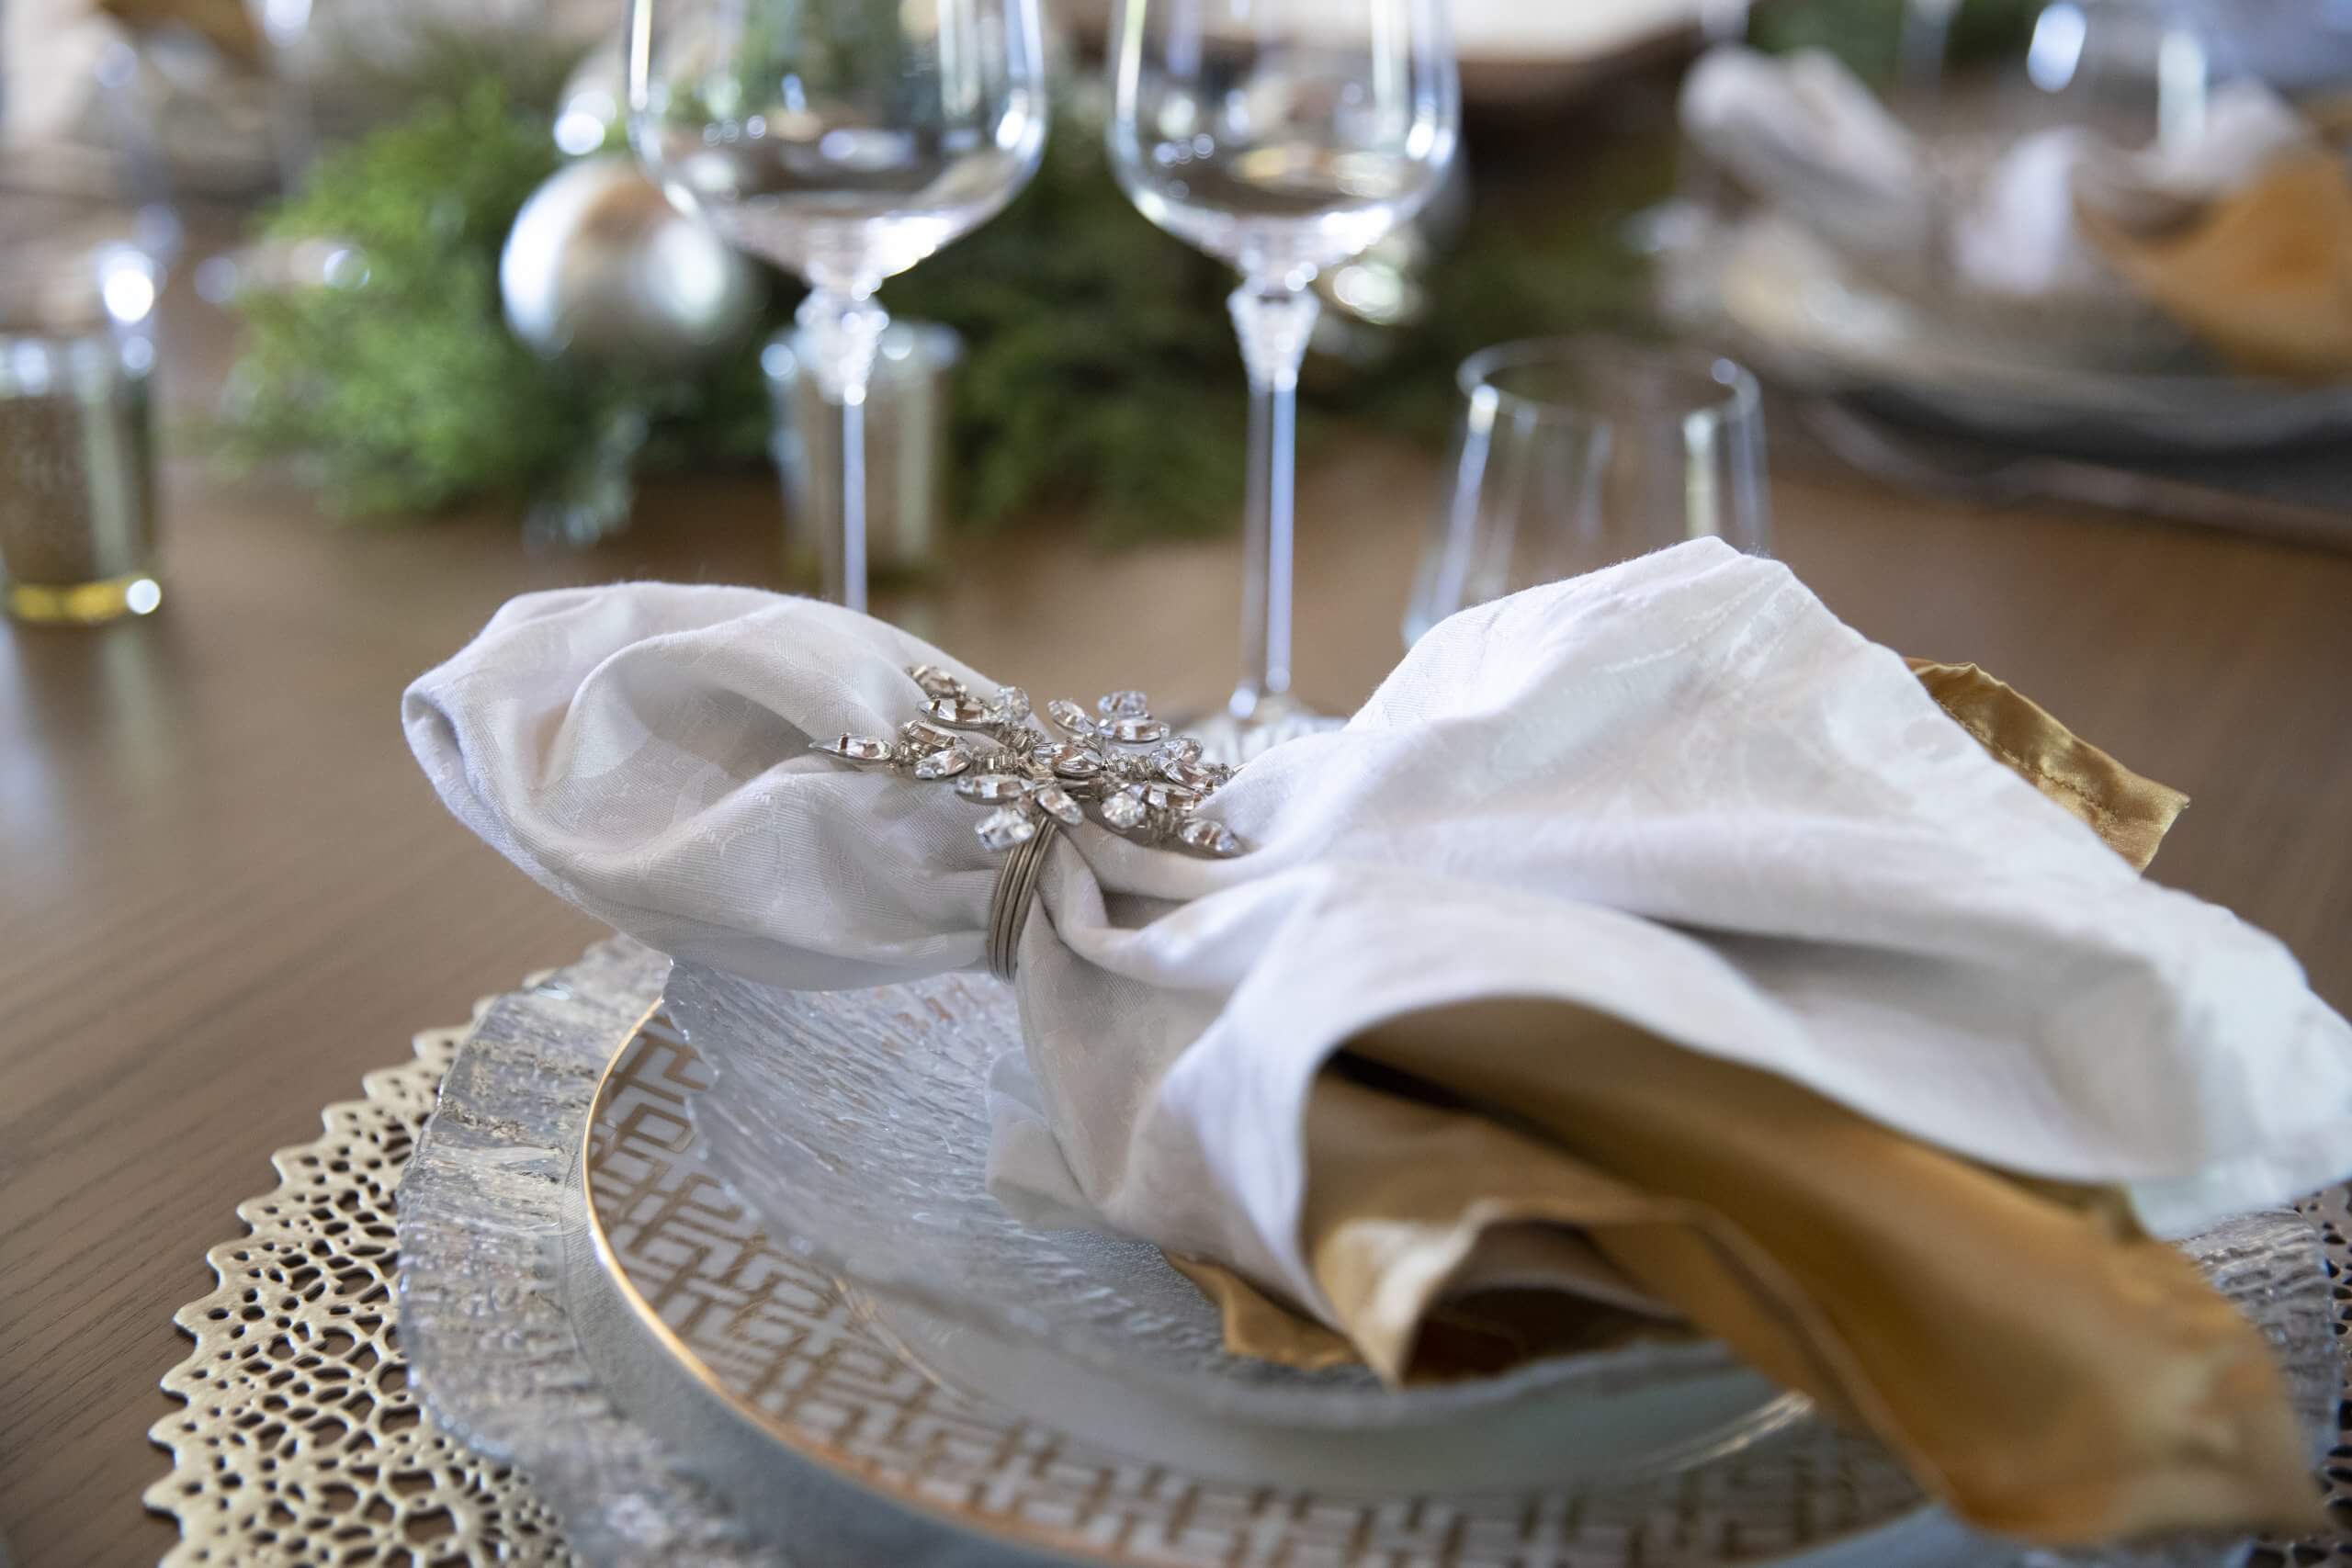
{"left": 811, "top": 665, "right": 1247, "bottom": 859}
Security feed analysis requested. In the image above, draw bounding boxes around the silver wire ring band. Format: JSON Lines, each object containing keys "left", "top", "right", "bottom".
{"left": 985, "top": 816, "right": 1060, "bottom": 983}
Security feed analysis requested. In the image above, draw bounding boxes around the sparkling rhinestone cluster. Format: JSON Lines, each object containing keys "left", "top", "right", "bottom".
{"left": 812, "top": 665, "right": 1245, "bottom": 857}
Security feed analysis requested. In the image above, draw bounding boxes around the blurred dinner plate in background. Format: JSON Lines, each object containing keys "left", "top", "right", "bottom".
{"left": 1684, "top": 214, "right": 2352, "bottom": 457}
{"left": 1063, "top": 0, "right": 1733, "bottom": 102}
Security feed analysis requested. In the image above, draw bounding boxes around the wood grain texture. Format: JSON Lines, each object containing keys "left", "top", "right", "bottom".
{"left": 2, "top": 361, "right": 2348, "bottom": 1567}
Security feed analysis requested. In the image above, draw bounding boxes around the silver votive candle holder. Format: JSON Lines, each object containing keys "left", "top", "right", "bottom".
{"left": 763, "top": 321, "right": 961, "bottom": 591}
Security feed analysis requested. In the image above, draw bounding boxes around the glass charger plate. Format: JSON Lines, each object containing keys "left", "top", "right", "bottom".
{"left": 401, "top": 937, "right": 2342, "bottom": 1567}
{"left": 1689, "top": 216, "right": 2352, "bottom": 457}
{"left": 670, "top": 960, "right": 1805, "bottom": 1495}
{"left": 593, "top": 972, "right": 1962, "bottom": 1567}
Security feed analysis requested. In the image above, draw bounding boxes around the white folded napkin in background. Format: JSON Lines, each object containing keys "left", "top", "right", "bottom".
{"left": 1679, "top": 46, "right": 1935, "bottom": 252}
{"left": 1679, "top": 46, "right": 2317, "bottom": 302}
{"left": 1956, "top": 79, "right": 2317, "bottom": 296}
{"left": 404, "top": 540, "right": 2352, "bottom": 1334}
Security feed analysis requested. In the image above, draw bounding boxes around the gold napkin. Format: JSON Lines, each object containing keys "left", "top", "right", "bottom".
{"left": 2079, "top": 147, "right": 2352, "bottom": 382}
{"left": 94, "top": 0, "right": 264, "bottom": 64}
{"left": 1905, "top": 660, "right": 2186, "bottom": 873}
{"left": 1175, "top": 661, "right": 2320, "bottom": 1545}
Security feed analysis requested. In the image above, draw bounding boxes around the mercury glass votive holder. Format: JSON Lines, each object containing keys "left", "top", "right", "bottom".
{"left": 763, "top": 321, "right": 961, "bottom": 592}
{"left": 0, "top": 250, "right": 164, "bottom": 626}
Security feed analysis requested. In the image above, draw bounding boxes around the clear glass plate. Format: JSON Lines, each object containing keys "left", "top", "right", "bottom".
{"left": 670, "top": 961, "right": 1810, "bottom": 1494}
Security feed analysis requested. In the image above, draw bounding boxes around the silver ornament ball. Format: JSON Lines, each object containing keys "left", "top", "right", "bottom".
{"left": 500, "top": 154, "right": 762, "bottom": 369}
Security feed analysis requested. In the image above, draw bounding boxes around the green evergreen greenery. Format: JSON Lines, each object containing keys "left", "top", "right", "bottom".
{"left": 216, "top": 83, "right": 773, "bottom": 516}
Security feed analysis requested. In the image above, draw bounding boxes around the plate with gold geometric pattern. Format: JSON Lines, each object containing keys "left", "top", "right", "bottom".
{"left": 401, "top": 939, "right": 2335, "bottom": 1568}
{"left": 576, "top": 1010, "right": 1973, "bottom": 1567}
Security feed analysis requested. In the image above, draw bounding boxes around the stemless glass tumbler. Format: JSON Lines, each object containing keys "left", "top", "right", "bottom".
{"left": 1109, "top": 0, "right": 1459, "bottom": 739}
{"left": 0, "top": 241, "right": 164, "bottom": 626}
{"left": 1406, "top": 338, "right": 1770, "bottom": 647}
{"left": 628, "top": 0, "right": 1047, "bottom": 611}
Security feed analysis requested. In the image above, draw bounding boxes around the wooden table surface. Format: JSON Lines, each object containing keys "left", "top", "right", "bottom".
{"left": 4, "top": 307, "right": 2351, "bottom": 1566}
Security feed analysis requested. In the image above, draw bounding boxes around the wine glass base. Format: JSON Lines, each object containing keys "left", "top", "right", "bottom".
{"left": 1175, "top": 694, "right": 1344, "bottom": 767}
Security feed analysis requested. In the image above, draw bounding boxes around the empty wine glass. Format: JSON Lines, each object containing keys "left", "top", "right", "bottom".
{"left": 1405, "top": 338, "right": 1770, "bottom": 647}
{"left": 1899, "top": 0, "right": 1963, "bottom": 98}
{"left": 1626, "top": 0, "right": 1749, "bottom": 256}
{"left": 2007, "top": 0, "right": 2214, "bottom": 148}
{"left": 628, "top": 0, "right": 1048, "bottom": 611}
{"left": 1109, "top": 0, "right": 1458, "bottom": 744}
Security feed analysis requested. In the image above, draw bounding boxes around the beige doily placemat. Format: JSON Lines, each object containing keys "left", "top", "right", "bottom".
{"left": 145, "top": 999, "right": 570, "bottom": 1564}
{"left": 144, "top": 969, "right": 2352, "bottom": 1566}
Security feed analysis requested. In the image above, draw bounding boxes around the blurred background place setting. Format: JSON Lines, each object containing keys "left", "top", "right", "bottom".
{"left": 3, "top": 1, "right": 2351, "bottom": 1566}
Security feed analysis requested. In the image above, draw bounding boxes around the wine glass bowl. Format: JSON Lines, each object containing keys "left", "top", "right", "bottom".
{"left": 1109, "top": 25, "right": 1455, "bottom": 283}
{"left": 627, "top": 0, "right": 1047, "bottom": 610}
{"left": 2008, "top": 0, "right": 2213, "bottom": 145}
{"left": 629, "top": 4, "right": 1046, "bottom": 295}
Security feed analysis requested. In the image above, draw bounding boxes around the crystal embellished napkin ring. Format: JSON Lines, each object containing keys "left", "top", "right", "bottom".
{"left": 984, "top": 819, "right": 1058, "bottom": 982}
{"left": 812, "top": 665, "right": 1246, "bottom": 980}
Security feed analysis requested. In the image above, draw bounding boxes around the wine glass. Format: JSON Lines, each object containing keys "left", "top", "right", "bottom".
{"left": 1404, "top": 338, "right": 1770, "bottom": 647}
{"left": 1627, "top": 0, "right": 1749, "bottom": 257}
{"left": 1108, "top": 0, "right": 1458, "bottom": 745}
{"left": 2007, "top": 0, "right": 2214, "bottom": 148}
{"left": 628, "top": 0, "right": 1048, "bottom": 611}
{"left": 1899, "top": 0, "right": 1963, "bottom": 98}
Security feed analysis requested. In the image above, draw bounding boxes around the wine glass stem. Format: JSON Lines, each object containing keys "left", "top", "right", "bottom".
{"left": 838, "top": 393, "right": 870, "bottom": 613}
{"left": 1898, "top": 0, "right": 1960, "bottom": 98}
{"left": 255, "top": 0, "right": 319, "bottom": 187}
{"left": 1227, "top": 280, "right": 1321, "bottom": 721}
{"left": 796, "top": 288, "right": 889, "bottom": 613}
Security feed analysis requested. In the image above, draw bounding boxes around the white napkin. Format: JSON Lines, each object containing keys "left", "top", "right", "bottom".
{"left": 404, "top": 541, "right": 2352, "bottom": 1329}
{"left": 1679, "top": 46, "right": 2317, "bottom": 301}
{"left": 1679, "top": 46, "right": 1934, "bottom": 254}
{"left": 1955, "top": 79, "right": 2318, "bottom": 296}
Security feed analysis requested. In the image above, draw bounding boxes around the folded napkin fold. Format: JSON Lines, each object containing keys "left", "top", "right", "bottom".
{"left": 406, "top": 540, "right": 2352, "bottom": 1541}
{"left": 2079, "top": 146, "right": 2352, "bottom": 380}
{"left": 1679, "top": 46, "right": 1936, "bottom": 258}
{"left": 1181, "top": 681, "right": 2307, "bottom": 1540}
{"left": 1960, "top": 78, "right": 2317, "bottom": 306}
